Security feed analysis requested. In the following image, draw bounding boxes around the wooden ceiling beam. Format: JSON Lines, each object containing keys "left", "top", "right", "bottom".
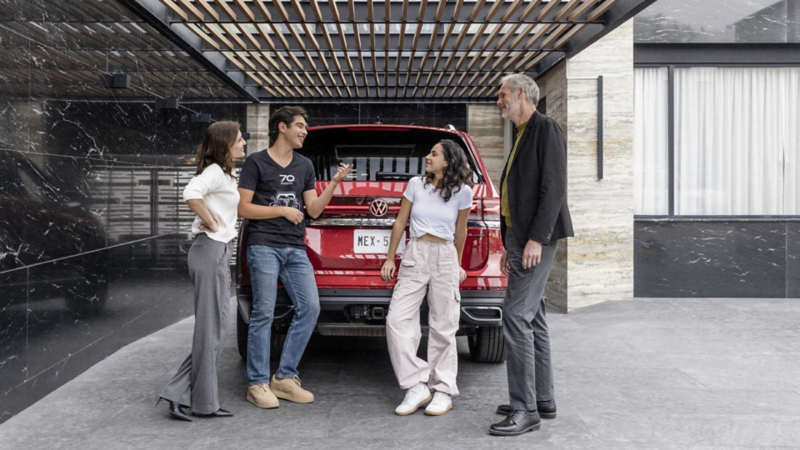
{"left": 328, "top": 0, "right": 361, "bottom": 96}
{"left": 421, "top": 0, "right": 463, "bottom": 97}
{"left": 195, "top": 0, "right": 220, "bottom": 20}
{"left": 568, "top": 0, "right": 599, "bottom": 21}
{"left": 186, "top": 23, "right": 220, "bottom": 50}
{"left": 553, "top": 0, "right": 583, "bottom": 22}
{"left": 157, "top": 0, "right": 188, "bottom": 21}
{"left": 402, "top": 0, "right": 428, "bottom": 92}
{"left": 347, "top": 0, "right": 370, "bottom": 96}
{"left": 175, "top": 0, "right": 204, "bottom": 20}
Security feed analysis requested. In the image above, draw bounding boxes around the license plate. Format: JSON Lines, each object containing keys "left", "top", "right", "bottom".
{"left": 354, "top": 230, "right": 406, "bottom": 254}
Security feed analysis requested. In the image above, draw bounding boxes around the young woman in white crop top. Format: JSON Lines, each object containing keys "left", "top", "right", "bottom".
{"left": 381, "top": 139, "right": 474, "bottom": 417}
{"left": 158, "top": 121, "right": 245, "bottom": 421}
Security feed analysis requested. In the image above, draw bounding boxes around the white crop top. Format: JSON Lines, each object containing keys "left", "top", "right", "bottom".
{"left": 403, "top": 176, "right": 473, "bottom": 241}
{"left": 183, "top": 163, "right": 240, "bottom": 243}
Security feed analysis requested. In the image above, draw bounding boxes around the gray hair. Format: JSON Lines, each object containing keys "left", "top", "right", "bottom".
{"left": 500, "top": 73, "right": 540, "bottom": 106}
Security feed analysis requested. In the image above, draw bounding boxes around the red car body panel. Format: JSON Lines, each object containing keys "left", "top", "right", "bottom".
{"left": 237, "top": 124, "right": 506, "bottom": 296}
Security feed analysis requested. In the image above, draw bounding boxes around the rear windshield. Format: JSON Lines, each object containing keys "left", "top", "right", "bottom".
{"left": 298, "top": 127, "right": 483, "bottom": 183}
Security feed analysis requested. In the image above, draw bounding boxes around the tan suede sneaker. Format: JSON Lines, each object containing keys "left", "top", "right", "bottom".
{"left": 270, "top": 375, "right": 314, "bottom": 404}
{"left": 247, "top": 383, "right": 279, "bottom": 409}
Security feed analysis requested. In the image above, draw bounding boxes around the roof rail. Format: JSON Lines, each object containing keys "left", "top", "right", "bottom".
{"left": 446, "top": 124, "right": 456, "bottom": 130}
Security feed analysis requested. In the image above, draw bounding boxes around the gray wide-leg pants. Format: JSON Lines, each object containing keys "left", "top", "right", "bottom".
{"left": 160, "top": 233, "right": 233, "bottom": 414}
{"left": 503, "top": 231, "right": 557, "bottom": 411}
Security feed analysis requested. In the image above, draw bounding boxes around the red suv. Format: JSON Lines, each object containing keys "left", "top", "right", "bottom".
{"left": 235, "top": 124, "right": 507, "bottom": 363}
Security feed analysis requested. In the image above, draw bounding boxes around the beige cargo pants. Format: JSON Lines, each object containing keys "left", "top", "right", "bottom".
{"left": 386, "top": 239, "right": 461, "bottom": 397}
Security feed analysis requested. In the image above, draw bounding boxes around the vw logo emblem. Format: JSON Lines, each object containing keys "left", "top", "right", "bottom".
{"left": 370, "top": 199, "right": 389, "bottom": 217}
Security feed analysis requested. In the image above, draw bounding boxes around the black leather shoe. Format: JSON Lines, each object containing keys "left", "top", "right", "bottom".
{"left": 193, "top": 408, "right": 234, "bottom": 418}
{"left": 158, "top": 397, "right": 192, "bottom": 422}
{"left": 496, "top": 400, "right": 556, "bottom": 419}
{"left": 489, "top": 410, "right": 541, "bottom": 436}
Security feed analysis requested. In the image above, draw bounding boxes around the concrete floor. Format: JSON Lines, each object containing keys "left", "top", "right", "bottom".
{"left": 1, "top": 298, "right": 800, "bottom": 450}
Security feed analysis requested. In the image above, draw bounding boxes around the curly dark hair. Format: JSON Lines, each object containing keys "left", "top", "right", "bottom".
{"left": 423, "top": 139, "right": 474, "bottom": 202}
{"left": 195, "top": 121, "right": 239, "bottom": 177}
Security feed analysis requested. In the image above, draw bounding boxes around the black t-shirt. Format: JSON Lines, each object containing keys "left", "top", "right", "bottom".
{"left": 238, "top": 150, "right": 316, "bottom": 248}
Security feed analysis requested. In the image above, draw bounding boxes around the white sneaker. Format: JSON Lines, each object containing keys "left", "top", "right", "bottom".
{"left": 424, "top": 392, "right": 452, "bottom": 416}
{"left": 395, "top": 383, "right": 432, "bottom": 416}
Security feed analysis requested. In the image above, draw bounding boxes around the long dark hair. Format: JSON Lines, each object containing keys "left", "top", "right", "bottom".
{"left": 423, "top": 139, "right": 474, "bottom": 202}
{"left": 196, "top": 121, "right": 239, "bottom": 177}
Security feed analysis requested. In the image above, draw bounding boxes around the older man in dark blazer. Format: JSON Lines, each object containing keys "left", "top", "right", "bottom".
{"left": 489, "top": 73, "right": 574, "bottom": 436}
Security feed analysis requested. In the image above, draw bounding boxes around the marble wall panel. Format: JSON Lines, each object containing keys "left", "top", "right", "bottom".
{"left": 433, "top": 104, "right": 469, "bottom": 129}
{"left": 0, "top": 150, "right": 200, "bottom": 271}
{"left": 634, "top": 0, "right": 800, "bottom": 44}
{"left": 0, "top": 98, "right": 31, "bottom": 152}
{"left": 156, "top": 103, "right": 248, "bottom": 161}
{"left": 0, "top": 271, "right": 27, "bottom": 399}
{"left": 361, "top": 103, "right": 467, "bottom": 129}
{"left": 1, "top": 233, "right": 195, "bottom": 423}
{"left": 271, "top": 103, "right": 467, "bottom": 130}
{"left": 25, "top": 241, "right": 193, "bottom": 377}
{"left": 466, "top": 104, "right": 504, "bottom": 185}
{"left": 31, "top": 100, "right": 157, "bottom": 159}
{"left": 0, "top": 42, "right": 31, "bottom": 151}
{"left": 0, "top": 1, "right": 250, "bottom": 424}
{"left": 541, "top": 59, "right": 569, "bottom": 313}
{"left": 785, "top": 223, "right": 800, "bottom": 298}
{"left": 542, "top": 20, "right": 636, "bottom": 312}
{"left": 246, "top": 103, "right": 270, "bottom": 153}
{"left": 280, "top": 103, "right": 360, "bottom": 126}
{"left": 0, "top": 150, "right": 107, "bottom": 270}
{"left": 634, "top": 221, "right": 787, "bottom": 298}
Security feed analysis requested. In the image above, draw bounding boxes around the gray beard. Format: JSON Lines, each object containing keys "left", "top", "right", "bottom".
{"left": 503, "top": 103, "right": 520, "bottom": 122}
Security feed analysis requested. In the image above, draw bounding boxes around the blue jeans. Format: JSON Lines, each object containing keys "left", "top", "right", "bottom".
{"left": 246, "top": 245, "right": 320, "bottom": 385}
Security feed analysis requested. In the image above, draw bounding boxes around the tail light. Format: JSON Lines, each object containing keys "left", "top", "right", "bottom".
{"left": 481, "top": 198, "right": 501, "bottom": 222}
{"left": 468, "top": 200, "right": 482, "bottom": 222}
{"left": 468, "top": 198, "right": 501, "bottom": 222}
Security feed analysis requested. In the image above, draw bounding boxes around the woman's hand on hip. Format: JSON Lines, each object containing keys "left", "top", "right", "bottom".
{"left": 198, "top": 218, "right": 219, "bottom": 233}
{"left": 381, "top": 260, "right": 397, "bottom": 283}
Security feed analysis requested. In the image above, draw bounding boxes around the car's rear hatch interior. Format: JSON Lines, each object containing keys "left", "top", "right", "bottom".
{"left": 299, "top": 126, "right": 483, "bottom": 185}
{"left": 296, "top": 126, "right": 491, "bottom": 272}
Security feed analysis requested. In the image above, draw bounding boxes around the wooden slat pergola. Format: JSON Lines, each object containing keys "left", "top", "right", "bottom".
{"left": 140, "top": 0, "right": 653, "bottom": 102}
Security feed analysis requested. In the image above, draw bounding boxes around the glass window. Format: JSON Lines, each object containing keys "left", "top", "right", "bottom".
{"left": 635, "top": 66, "right": 800, "bottom": 215}
{"left": 674, "top": 67, "right": 800, "bottom": 215}
{"left": 634, "top": 67, "right": 669, "bottom": 215}
{"left": 635, "top": 0, "right": 800, "bottom": 44}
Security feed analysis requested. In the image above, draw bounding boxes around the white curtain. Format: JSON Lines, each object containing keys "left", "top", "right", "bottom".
{"left": 634, "top": 67, "right": 669, "bottom": 215}
{"left": 783, "top": 69, "right": 800, "bottom": 214}
{"left": 674, "top": 67, "right": 800, "bottom": 215}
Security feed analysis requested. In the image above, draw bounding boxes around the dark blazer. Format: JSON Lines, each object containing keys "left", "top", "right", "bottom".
{"left": 500, "top": 110, "right": 574, "bottom": 247}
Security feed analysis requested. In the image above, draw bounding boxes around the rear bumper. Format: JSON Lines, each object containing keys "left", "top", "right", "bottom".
{"left": 236, "top": 287, "right": 505, "bottom": 328}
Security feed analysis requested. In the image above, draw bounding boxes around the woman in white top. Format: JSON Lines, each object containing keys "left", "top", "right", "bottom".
{"left": 158, "top": 121, "right": 245, "bottom": 421}
{"left": 381, "top": 139, "right": 474, "bottom": 417}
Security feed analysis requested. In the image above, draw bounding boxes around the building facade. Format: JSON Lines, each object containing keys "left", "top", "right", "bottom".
{"left": 633, "top": 0, "right": 800, "bottom": 298}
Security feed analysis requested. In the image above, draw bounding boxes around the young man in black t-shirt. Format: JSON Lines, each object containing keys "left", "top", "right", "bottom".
{"left": 238, "top": 106, "right": 351, "bottom": 409}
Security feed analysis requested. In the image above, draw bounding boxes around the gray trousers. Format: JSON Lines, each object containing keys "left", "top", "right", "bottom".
{"left": 503, "top": 231, "right": 557, "bottom": 411}
{"left": 160, "top": 233, "right": 233, "bottom": 414}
